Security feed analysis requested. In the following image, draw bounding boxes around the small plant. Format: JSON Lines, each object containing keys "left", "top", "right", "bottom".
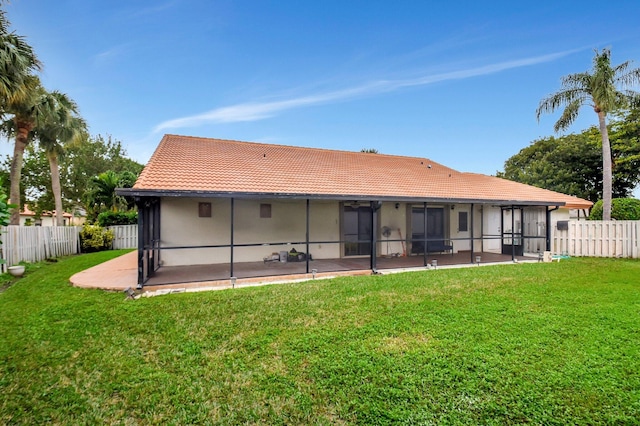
{"left": 0, "top": 190, "right": 13, "bottom": 227}
{"left": 79, "top": 224, "right": 114, "bottom": 252}
{"left": 0, "top": 189, "right": 16, "bottom": 265}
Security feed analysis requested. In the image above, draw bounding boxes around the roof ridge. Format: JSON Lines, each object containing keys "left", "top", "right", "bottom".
{"left": 162, "top": 133, "right": 457, "bottom": 171}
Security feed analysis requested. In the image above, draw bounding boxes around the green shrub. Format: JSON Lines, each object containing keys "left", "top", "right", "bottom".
{"left": 589, "top": 198, "right": 640, "bottom": 220}
{"left": 79, "top": 225, "right": 115, "bottom": 252}
{"left": 97, "top": 210, "right": 138, "bottom": 227}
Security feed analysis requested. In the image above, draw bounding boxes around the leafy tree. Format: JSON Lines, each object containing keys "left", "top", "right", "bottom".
{"left": 84, "top": 170, "right": 137, "bottom": 221}
{"left": 0, "top": 134, "right": 143, "bottom": 217}
{"left": 34, "top": 91, "right": 86, "bottom": 225}
{"left": 61, "top": 133, "right": 143, "bottom": 209}
{"left": 609, "top": 108, "right": 640, "bottom": 193}
{"left": 589, "top": 198, "right": 640, "bottom": 220}
{"left": 360, "top": 148, "right": 379, "bottom": 153}
{"left": 499, "top": 111, "right": 640, "bottom": 202}
{"left": 536, "top": 48, "right": 640, "bottom": 220}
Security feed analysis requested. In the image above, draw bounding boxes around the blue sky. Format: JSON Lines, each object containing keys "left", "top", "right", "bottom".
{"left": 5, "top": 0, "right": 640, "bottom": 177}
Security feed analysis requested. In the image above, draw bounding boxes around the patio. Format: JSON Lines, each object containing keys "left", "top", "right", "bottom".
{"left": 69, "top": 250, "right": 536, "bottom": 294}
{"left": 145, "top": 251, "right": 535, "bottom": 286}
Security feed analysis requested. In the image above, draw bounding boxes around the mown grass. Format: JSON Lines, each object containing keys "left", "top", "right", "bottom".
{"left": 1, "top": 253, "right": 639, "bottom": 424}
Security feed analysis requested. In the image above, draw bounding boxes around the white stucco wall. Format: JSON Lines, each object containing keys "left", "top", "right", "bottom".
{"left": 160, "top": 197, "right": 342, "bottom": 266}
{"left": 450, "top": 205, "right": 470, "bottom": 252}
{"left": 159, "top": 197, "right": 578, "bottom": 266}
{"left": 308, "top": 200, "right": 341, "bottom": 260}
{"left": 19, "top": 215, "right": 69, "bottom": 226}
{"left": 379, "top": 202, "right": 407, "bottom": 256}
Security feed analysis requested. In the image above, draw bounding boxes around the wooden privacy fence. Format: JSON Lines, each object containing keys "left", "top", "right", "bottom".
{"left": 108, "top": 225, "right": 138, "bottom": 249}
{"left": 552, "top": 220, "right": 639, "bottom": 258}
{"left": 0, "top": 225, "right": 80, "bottom": 267}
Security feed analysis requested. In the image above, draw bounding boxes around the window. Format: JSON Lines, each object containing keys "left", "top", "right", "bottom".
{"left": 198, "top": 202, "right": 212, "bottom": 218}
{"left": 458, "top": 211, "right": 468, "bottom": 232}
{"left": 260, "top": 203, "right": 272, "bottom": 218}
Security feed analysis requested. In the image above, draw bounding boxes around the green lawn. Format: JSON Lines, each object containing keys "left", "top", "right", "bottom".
{"left": 1, "top": 252, "right": 639, "bottom": 424}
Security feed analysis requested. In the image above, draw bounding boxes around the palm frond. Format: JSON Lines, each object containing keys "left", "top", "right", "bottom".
{"left": 616, "top": 66, "right": 640, "bottom": 88}
{"left": 536, "top": 88, "right": 588, "bottom": 121}
{"left": 554, "top": 99, "right": 582, "bottom": 132}
{"left": 560, "top": 72, "right": 592, "bottom": 91}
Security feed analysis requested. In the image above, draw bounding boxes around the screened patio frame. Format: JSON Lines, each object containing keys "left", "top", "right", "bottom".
{"left": 132, "top": 193, "right": 560, "bottom": 288}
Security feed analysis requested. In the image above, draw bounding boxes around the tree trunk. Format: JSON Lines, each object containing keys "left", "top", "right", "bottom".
{"left": 47, "top": 151, "right": 64, "bottom": 226}
{"left": 598, "top": 111, "right": 613, "bottom": 221}
{"left": 9, "top": 118, "right": 33, "bottom": 225}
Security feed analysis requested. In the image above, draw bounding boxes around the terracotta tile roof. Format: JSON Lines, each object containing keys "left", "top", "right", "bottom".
{"left": 20, "top": 204, "right": 73, "bottom": 218}
{"left": 133, "top": 134, "right": 592, "bottom": 209}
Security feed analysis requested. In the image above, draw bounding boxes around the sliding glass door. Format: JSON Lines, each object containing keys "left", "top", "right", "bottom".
{"left": 343, "top": 205, "right": 372, "bottom": 256}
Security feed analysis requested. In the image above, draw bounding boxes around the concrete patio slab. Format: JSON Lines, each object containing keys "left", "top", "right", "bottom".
{"left": 70, "top": 250, "right": 539, "bottom": 294}
{"left": 70, "top": 251, "right": 138, "bottom": 291}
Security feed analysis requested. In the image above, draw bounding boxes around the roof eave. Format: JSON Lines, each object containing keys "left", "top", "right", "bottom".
{"left": 117, "top": 188, "right": 566, "bottom": 207}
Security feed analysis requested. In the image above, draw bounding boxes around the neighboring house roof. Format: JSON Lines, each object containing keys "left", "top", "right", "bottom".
{"left": 20, "top": 205, "right": 73, "bottom": 218}
{"left": 128, "top": 134, "right": 592, "bottom": 209}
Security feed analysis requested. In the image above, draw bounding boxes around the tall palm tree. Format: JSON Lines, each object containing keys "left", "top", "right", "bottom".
{"left": 35, "top": 91, "right": 86, "bottom": 226}
{"left": 0, "top": 8, "right": 40, "bottom": 107}
{"left": 0, "top": 7, "right": 41, "bottom": 224}
{"left": 1, "top": 75, "right": 52, "bottom": 224}
{"left": 536, "top": 48, "right": 640, "bottom": 220}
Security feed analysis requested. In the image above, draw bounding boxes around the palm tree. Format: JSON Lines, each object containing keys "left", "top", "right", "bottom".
{"left": 0, "top": 7, "right": 41, "bottom": 224}
{"left": 85, "top": 170, "right": 124, "bottom": 214}
{"left": 0, "top": 8, "right": 40, "bottom": 107}
{"left": 1, "top": 75, "right": 52, "bottom": 224}
{"left": 536, "top": 48, "right": 640, "bottom": 220}
{"left": 35, "top": 91, "right": 86, "bottom": 226}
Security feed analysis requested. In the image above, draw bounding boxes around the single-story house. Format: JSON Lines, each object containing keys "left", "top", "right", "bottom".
{"left": 118, "top": 134, "right": 592, "bottom": 288}
{"left": 19, "top": 205, "right": 75, "bottom": 226}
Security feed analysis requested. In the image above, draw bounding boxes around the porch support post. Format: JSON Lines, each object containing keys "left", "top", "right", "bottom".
{"left": 423, "top": 202, "right": 428, "bottom": 266}
{"left": 148, "top": 198, "right": 157, "bottom": 277}
{"left": 306, "top": 199, "right": 310, "bottom": 274}
{"left": 154, "top": 198, "right": 161, "bottom": 272}
{"left": 470, "top": 203, "right": 474, "bottom": 263}
{"left": 511, "top": 205, "right": 516, "bottom": 261}
{"left": 136, "top": 197, "right": 144, "bottom": 289}
{"left": 480, "top": 204, "right": 484, "bottom": 253}
{"left": 230, "top": 197, "right": 235, "bottom": 278}
{"left": 370, "top": 201, "right": 380, "bottom": 272}
{"left": 546, "top": 206, "right": 552, "bottom": 252}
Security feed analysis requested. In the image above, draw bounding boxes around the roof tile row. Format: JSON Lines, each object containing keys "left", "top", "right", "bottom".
{"left": 133, "top": 134, "right": 592, "bottom": 209}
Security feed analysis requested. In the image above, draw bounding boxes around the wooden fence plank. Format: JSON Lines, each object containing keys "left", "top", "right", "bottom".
{"left": 552, "top": 220, "right": 639, "bottom": 258}
{"left": 109, "top": 225, "right": 138, "bottom": 249}
{"left": 0, "top": 226, "right": 81, "bottom": 266}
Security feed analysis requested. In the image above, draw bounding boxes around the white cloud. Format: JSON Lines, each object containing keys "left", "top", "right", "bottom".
{"left": 92, "top": 44, "right": 131, "bottom": 66}
{"left": 153, "top": 49, "right": 578, "bottom": 133}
